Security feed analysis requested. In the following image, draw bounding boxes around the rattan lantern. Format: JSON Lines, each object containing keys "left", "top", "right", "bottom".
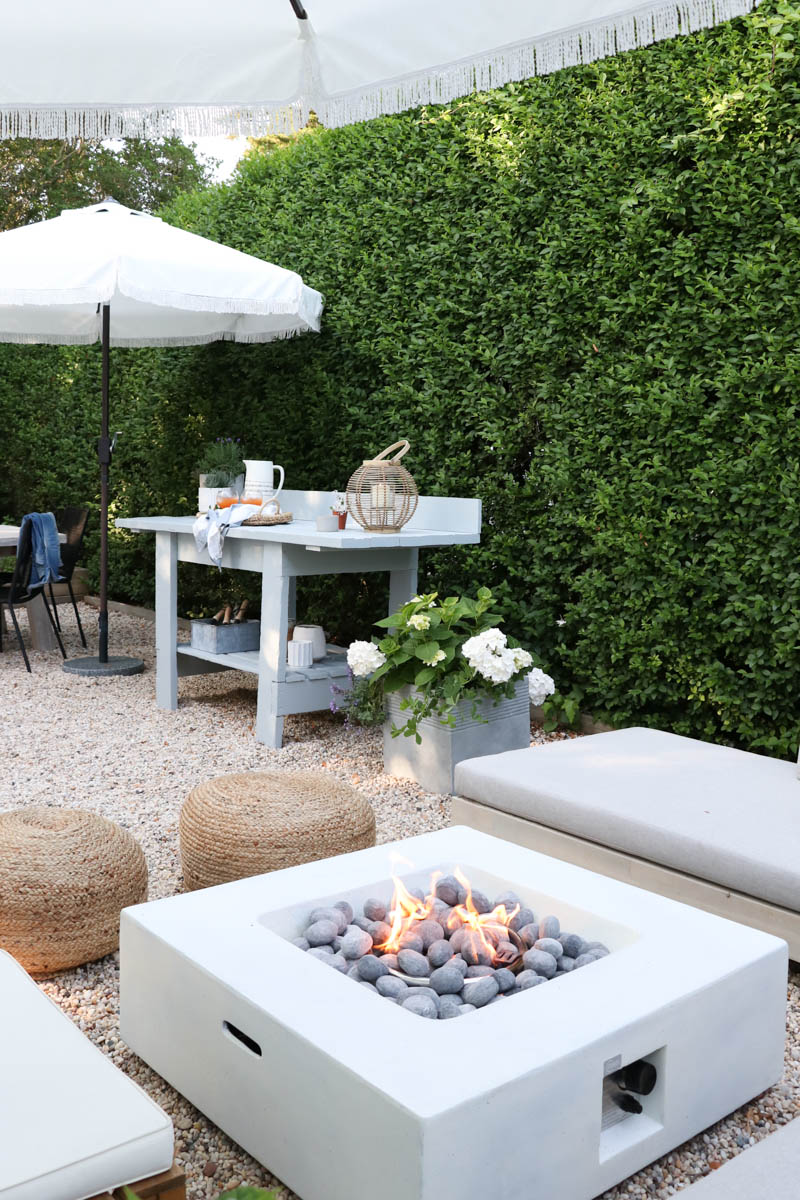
{"left": 346, "top": 440, "right": 419, "bottom": 533}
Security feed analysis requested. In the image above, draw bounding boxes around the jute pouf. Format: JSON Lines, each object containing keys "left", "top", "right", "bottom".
{"left": 179, "top": 769, "right": 377, "bottom": 891}
{"left": 0, "top": 807, "right": 148, "bottom": 975}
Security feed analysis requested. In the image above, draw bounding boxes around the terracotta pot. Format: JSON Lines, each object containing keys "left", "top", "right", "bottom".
{"left": 337, "top": 511, "right": 348, "bottom": 530}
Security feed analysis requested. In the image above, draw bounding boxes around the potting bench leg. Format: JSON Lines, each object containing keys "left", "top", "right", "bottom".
{"left": 388, "top": 549, "right": 419, "bottom": 616}
{"left": 155, "top": 531, "right": 178, "bottom": 710}
{"left": 256, "top": 544, "right": 289, "bottom": 748}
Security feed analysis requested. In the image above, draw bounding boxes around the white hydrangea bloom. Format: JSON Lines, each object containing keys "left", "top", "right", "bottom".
{"left": 512, "top": 647, "right": 533, "bottom": 670}
{"left": 347, "top": 640, "right": 387, "bottom": 678}
{"left": 408, "top": 612, "right": 431, "bottom": 631}
{"left": 462, "top": 628, "right": 519, "bottom": 685}
{"left": 528, "top": 667, "right": 555, "bottom": 707}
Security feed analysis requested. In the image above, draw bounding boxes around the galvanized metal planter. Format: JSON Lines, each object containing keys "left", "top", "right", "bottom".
{"left": 190, "top": 618, "right": 261, "bottom": 654}
{"left": 383, "top": 676, "right": 530, "bottom": 794}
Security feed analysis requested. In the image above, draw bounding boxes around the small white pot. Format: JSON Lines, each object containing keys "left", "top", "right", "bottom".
{"left": 315, "top": 514, "right": 339, "bottom": 532}
{"left": 292, "top": 624, "right": 327, "bottom": 660}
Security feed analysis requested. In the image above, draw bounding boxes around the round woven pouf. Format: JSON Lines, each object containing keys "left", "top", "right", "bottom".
{"left": 179, "top": 770, "right": 377, "bottom": 891}
{"left": 0, "top": 807, "right": 148, "bottom": 976}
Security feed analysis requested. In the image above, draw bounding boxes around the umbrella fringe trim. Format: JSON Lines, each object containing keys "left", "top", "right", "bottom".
{"left": 0, "top": 326, "right": 315, "bottom": 346}
{"left": 0, "top": 0, "right": 757, "bottom": 138}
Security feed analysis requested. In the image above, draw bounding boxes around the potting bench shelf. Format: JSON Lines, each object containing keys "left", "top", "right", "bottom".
{"left": 117, "top": 490, "right": 481, "bottom": 747}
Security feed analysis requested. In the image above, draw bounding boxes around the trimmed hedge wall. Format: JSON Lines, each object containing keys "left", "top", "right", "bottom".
{"left": 3, "top": 2, "right": 800, "bottom": 755}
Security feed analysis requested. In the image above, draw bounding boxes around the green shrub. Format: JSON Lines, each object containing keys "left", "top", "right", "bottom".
{"left": 4, "top": 1, "right": 800, "bottom": 755}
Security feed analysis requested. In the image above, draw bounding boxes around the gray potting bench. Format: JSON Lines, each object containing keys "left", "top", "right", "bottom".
{"left": 117, "top": 490, "right": 480, "bottom": 748}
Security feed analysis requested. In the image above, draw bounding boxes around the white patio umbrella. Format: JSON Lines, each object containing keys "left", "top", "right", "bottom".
{"left": 0, "top": 0, "right": 757, "bottom": 139}
{"left": 0, "top": 199, "right": 322, "bottom": 675}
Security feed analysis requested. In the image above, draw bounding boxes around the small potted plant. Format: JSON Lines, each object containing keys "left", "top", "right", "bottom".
{"left": 343, "top": 588, "right": 554, "bottom": 793}
{"left": 331, "top": 492, "right": 348, "bottom": 530}
{"left": 196, "top": 438, "right": 246, "bottom": 512}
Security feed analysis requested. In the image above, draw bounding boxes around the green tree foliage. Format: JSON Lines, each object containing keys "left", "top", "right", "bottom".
{"left": 6, "top": 2, "right": 800, "bottom": 755}
{"left": 0, "top": 137, "right": 215, "bottom": 229}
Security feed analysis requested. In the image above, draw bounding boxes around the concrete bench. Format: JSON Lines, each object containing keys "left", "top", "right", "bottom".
{"left": 452, "top": 727, "right": 800, "bottom": 958}
{"left": 683, "top": 1118, "right": 800, "bottom": 1196}
{"left": 0, "top": 949, "right": 177, "bottom": 1200}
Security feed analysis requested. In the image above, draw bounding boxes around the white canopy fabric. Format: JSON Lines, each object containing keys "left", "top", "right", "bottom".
{"left": 0, "top": 201, "right": 322, "bottom": 346}
{"left": 0, "top": 0, "right": 759, "bottom": 140}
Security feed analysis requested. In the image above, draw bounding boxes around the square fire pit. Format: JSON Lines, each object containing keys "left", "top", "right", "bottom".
{"left": 119, "top": 827, "right": 787, "bottom": 1200}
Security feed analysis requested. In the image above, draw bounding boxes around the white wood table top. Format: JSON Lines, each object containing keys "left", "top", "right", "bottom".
{"left": 0, "top": 524, "right": 66, "bottom": 548}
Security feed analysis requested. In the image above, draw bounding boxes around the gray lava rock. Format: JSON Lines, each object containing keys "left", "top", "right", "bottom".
{"left": 331, "top": 936, "right": 342, "bottom": 952}
{"left": 461, "top": 931, "right": 493, "bottom": 966}
{"left": 439, "top": 995, "right": 465, "bottom": 1019}
{"left": 401, "top": 993, "right": 438, "bottom": 1019}
{"left": 573, "top": 952, "right": 600, "bottom": 968}
{"left": 522, "top": 948, "right": 558, "bottom": 978}
{"left": 415, "top": 919, "right": 445, "bottom": 950}
{"left": 367, "top": 921, "right": 392, "bottom": 946}
{"left": 409, "top": 887, "right": 426, "bottom": 902}
{"left": 397, "top": 949, "right": 430, "bottom": 978}
{"left": 493, "top": 890, "right": 522, "bottom": 910}
{"left": 583, "top": 941, "right": 610, "bottom": 958}
{"left": 515, "top": 969, "right": 545, "bottom": 990}
{"left": 380, "top": 953, "right": 399, "bottom": 969}
{"left": 509, "top": 906, "right": 536, "bottom": 933}
{"left": 412, "top": 986, "right": 442, "bottom": 1010}
{"left": 435, "top": 875, "right": 461, "bottom": 906}
{"left": 432, "top": 899, "right": 452, "bottom": 923}
{"left": 518, "top": 923, "right": 541, "bottom": 949}
{"left": 429, "top": 965, "right": 465, "bottom": 995}
{"left": 347, "top": 964, "right": 361, "bottom": 979}
{"left": 428, "top": 939, "right": 454, "bottom": 968}
{"left": 308, "top": 906, "right": 348, "bottom": 934}
{"left": 462, "top": 975, "right": 499, "bottom": 1008}
{"left": 306, "top": 919, "right": 339, "bottom": 947}
{"left": 363, "top": 898, "right": 387, "bottom": 923}
{"left": 397, "top": 931, "right": 424, "bottom": 954}
{"left": 469, "top": 889, "right": 492, "bottom": 915}
{"left": 326, "top": 952, "right": 350, "bottom": 973}
{"left": 534, "top": 937, "right": 563, "bottom": 959}
{"left": 458, "top": 1003, "right": 477, "bottom": 1015}
{"left": 360, "top": 980, "right": 378, "bottom": 993}
{"left": 291, "top": 936, "right": 310, "bottom": 951}
{"left": 340, "top": 927, "right": 374, "bottom": 959}
{"left": 538, "top": 915, "right": 561, "bottom": 940}
{"left": 559, "top": 933, "right": 585, "bottom": 959}
{"left": 307, "top": 947, "right": 337, "bottom": 963}
{"left": 449, "top": 927, "right": 466, "bottom": 951}
{"left": 494, "top": 968, "right": 517, "bottom": 993}
{"left": 351, "top": 916, "right": 373, "bottom": 932}
{"left": 557, "top": 956, "right": 576, "bottom": 973}
{"left": 465, "top": 964, "right": 494, "bottom": 978}
{"left": 449, "top": 955, "right": 468, "bottom": 976}
{"left": 376, "top": 976, "right": 409, "bottom": 1001}
{"left": 357, "top": 955, "right": 390, "bottom": 982}
{"left": 333, "top": 900, "right": 354, "bottom": 925}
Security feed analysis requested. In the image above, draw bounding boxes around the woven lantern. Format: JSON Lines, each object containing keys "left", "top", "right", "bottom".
{"left": 346, "top": 440, "right": 419, "bottom": 533}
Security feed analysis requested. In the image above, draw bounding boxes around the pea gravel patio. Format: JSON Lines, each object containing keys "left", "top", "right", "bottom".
{"left": 1, "top": 602, "right": 797, "bottom": 1199}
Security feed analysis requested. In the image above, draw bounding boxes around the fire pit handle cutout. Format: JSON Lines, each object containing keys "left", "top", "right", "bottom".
{"left": 223, "top": 1020, "right": 263, "bottom": 1058}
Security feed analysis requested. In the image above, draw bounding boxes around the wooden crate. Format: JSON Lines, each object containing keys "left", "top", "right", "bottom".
{"left": 87, "top": 1160, "right": 186, "bottom": 1200}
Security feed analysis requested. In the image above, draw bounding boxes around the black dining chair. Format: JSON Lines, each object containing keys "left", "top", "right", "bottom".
{"left": 49, "top": 506, "right": 89, "bottom": 649}
{"left": 0, "top": 517, "right": 66, "bottom": 672}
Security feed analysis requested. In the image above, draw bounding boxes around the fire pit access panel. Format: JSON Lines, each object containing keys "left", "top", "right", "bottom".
{"left": 119, "top": 827, "right": 788, "bottom": 1200}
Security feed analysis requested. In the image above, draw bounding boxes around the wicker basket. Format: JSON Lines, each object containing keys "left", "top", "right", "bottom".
{"left": 179, "top": 769, "right": 377, "bottom": 891}
{"left": 0, "top": 807, "right": 148, "bottom": 975}
{"left": 346, "top": 440, "right": 419, "bottom": 533}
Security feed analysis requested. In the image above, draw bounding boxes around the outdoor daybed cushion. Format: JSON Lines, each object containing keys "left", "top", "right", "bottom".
{"left": 0, "top": 949, "right": 173, "bottom": 1200}
{"left": 453, "top": 727, "right": 800, "bottom": 913}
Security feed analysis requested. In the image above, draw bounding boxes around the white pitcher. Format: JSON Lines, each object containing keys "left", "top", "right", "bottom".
{"left": 243, "top": 459, "right": 284, "bottom": 502}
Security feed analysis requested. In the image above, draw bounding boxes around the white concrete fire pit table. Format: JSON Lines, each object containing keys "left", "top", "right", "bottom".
{"left": 119, "top": 827, "right": 787, "bottom": 1200}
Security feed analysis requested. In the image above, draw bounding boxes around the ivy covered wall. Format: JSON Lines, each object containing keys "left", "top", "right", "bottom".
{"left": 3, "top": 2, "right": 799, "bottom": 755}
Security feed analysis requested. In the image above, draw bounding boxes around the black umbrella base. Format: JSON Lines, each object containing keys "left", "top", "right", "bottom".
{"left": 63, "top": 655, "right": 144, "bottom": 677}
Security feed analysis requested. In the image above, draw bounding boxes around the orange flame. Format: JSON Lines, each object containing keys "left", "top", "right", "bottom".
{"left": 377, "top": 866, "right": 520, "bottom": 967}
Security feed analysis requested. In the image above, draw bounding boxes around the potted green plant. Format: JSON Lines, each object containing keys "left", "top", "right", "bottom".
{"left": 196, "top": 438, "right": 246, "bottom": 512}
{"left": 344, "top": 588, "right": 554, "bottom": 793}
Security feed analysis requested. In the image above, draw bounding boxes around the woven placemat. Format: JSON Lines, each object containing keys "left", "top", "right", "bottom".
{"left": 242, "top": 511, "right": 293, "bottom": 526}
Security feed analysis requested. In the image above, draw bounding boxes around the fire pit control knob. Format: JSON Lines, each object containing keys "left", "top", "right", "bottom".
{"left": 617, "top": 1059, "right": 657, "bottom": 1096}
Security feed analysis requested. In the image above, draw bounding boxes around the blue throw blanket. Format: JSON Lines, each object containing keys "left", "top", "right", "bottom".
{"left": 24, "top": 512, "right": 63, "bottom": 590}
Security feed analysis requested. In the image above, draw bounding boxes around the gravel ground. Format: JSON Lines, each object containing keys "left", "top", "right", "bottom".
{"left": 1, "top": 602, "right": 797, "bottom": 1199}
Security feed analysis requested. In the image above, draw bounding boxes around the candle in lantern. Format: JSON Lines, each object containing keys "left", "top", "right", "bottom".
{"left": 370, "top": 482, "right": 395, "bottom": 510}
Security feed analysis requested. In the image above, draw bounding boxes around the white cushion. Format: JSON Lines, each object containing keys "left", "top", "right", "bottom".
{"left": 454, "top": 727, "right": 800, "bottom": 911}
{"left": 0, "top": 950, "right": 173, "bottom": 1200}
{"left": 682, "top": 1119, "right": 800, "bottom": 1196}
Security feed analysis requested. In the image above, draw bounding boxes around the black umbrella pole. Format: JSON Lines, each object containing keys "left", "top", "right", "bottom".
{"left": 98, "top": 303, "right": 111, "bottom": 664}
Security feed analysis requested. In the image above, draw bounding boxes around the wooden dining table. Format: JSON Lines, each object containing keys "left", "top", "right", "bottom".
{"left": 0, "top": 524, "right": 67, "bottom": 651}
